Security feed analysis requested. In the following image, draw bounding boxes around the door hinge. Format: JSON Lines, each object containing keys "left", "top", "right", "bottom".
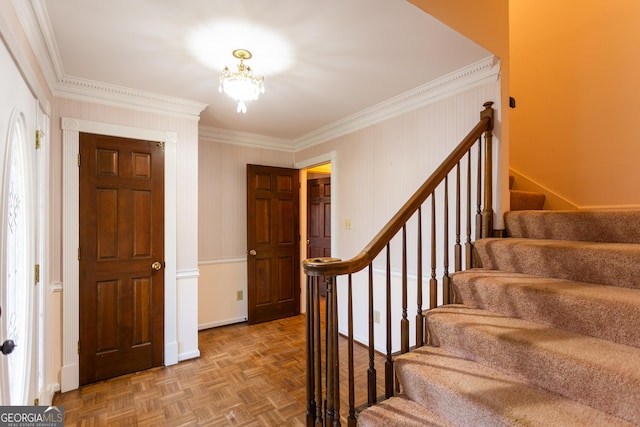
{"left": 35, "top": 264, "right": 40, "bottom": 284}
{"left": 34, "top": 398, "right": 39, "bottom": 406}
{"left": 35, "top": 130, "right": 41, "bottom": 149}
{"left": 78, "top": 247, "right": 81, "bottom": 260}
{"left": 77, "top": 341, "right": 80, "bottom": 354}
{"left": 77, "top": 153, "right": 81, "bottom": 167}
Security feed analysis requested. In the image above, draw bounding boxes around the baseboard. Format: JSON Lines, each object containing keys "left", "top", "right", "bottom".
{"left": 60, "top": 363, "right": 79, "bottom": 393}
{"left": 178, "top": 349, "right": 200, "bottom": 361}
{"left": 509, "top": 168, "right": 578, "bottom": 210}
{"left": 39, "top": 383, "right": 60, "bottom": 405}
{"left": 164, "top": 341, "right": 179, "bottom": 366}
{"left": 198, "top": 316, "right": 248, "bottom": 330}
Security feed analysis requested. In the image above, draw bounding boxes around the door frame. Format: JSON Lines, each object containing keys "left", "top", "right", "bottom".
{"left": 295, "top": 151, "right": 336, "bottom": 312}
{"left": 61, "top": 118, "right": 178, "bottom": 392}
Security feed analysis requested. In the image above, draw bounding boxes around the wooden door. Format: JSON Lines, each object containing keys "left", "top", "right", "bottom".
{"left": 79, "top": 133, "right": 164, "bottom": 385}
{"left": 307, "top": 177, "right": 331, "bottom": 297}
{"left": 246, "top": 164, "right": 300, "bottom": 324}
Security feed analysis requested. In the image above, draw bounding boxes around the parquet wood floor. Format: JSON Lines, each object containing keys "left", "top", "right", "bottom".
{"left": 53, "top": 306, "right": 387, "bottom": 426}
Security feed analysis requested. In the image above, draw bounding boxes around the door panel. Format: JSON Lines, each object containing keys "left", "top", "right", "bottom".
{"left": 247, "top": 165, "right": 300, "bottom": 324}
{"left": 79, "top": 133, "right": 164, "bottom": 385}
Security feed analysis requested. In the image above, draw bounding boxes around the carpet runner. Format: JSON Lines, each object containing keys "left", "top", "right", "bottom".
{"left": 358, "top": 210, "right": 640, "bottom": 426}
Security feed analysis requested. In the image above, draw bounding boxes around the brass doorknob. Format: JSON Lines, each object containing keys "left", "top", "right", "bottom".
{"left": 249, "top": 250, "right": 257, "bottom": 256}
{"left": 152, "top": 261, "right": 162, "bottom": 271}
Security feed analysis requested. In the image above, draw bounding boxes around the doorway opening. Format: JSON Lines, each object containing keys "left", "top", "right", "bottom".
{"left": 305, "top": 163, "right": 332, "bottom": 297}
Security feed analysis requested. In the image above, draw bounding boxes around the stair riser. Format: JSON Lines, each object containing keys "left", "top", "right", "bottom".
{"left": 451, "top": 270, "right": 640, "bottom": 348}
{"left": 474, "top": 238, "right": 640, "bottom": 289}
{"left": 505, "top": 210, "right": 640, "bottom": 243}
{"left": 425, "top": 308, "right": 640, "bottom": 424}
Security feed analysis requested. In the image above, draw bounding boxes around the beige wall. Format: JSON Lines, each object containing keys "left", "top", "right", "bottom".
{"left": 295, "top": 82, "right": 500, "bottom": 350}
{"left": 510, "top": 0, "right": 640, "bottom": 208}
{"left": 197, "top": 141, "right": 295, "bottom": 328}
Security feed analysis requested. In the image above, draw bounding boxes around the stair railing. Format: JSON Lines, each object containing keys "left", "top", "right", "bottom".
{"left": 303, "top": 102, "right": 495, "bottom": 426}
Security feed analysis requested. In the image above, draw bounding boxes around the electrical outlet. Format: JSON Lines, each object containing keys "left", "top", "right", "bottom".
{"left": 374, "top": 310, "right": 380, "bottom": 324}
{"left": 236, "top": 290, "right": 243, "bottom": 301}
{"left": 345, "top": 219, "right": 352, "bottom": 230}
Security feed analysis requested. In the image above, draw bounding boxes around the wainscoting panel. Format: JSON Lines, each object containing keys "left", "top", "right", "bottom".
{"left": 198, "top": 258, "right": 248, "bottom": 330}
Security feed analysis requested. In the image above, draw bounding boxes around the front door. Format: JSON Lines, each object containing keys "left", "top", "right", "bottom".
{"left": 79, "top": 133, "right": 164, "bottom": 385}
{"left": 246, "top": 164, "right": 300, "bottom": 324}
{"left": 0, "top": 43, "right": 38, "bottom": 404}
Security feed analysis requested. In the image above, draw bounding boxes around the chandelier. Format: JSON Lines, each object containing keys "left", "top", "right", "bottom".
{"left": 219, "top": 49, "right": 265, "bottom": 113}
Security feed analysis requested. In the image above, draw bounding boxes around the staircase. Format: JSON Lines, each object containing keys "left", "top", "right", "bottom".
{"left": 509, "top": 175, "right": 545, "bottom": 210}
{"left": 358, "top": 209, "right": 640, "bottom": 426}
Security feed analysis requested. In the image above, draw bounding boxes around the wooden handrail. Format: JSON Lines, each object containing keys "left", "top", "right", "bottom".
{"left": 303, "top": 101, "right": 494, "bottom": 277}
{"left": 304, "top": 102, "right": 495, "bottom": 426}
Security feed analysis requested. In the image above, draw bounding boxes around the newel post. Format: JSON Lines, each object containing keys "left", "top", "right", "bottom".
{"left": 480, "top": 101, "right": 495, "bottom": 238}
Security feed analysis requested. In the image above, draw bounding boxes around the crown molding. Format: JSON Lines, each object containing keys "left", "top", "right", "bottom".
{"left": 3, "top": 0, "right": 52, "bottom": 116}
{"left": 198, "top": 126, "right": 295, "bottom": 152}
{"left": 292, "top": 55, "right": 499, "bottom": 151}
{"left": 54, "top": 76, "right": 208, "bottom": 120}
{"left": 22, "top": 0, "right": 206, "bottom": 121}
{"left": 199, "top": 56, "right": 499, "bottom": 152}
{"left": 21, "top": 0, "right": 497, "bottom": 148}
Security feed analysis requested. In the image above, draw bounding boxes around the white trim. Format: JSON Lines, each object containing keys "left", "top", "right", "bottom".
{"left": 0, "top": 1, "right": 52, "bottom": 117}
{"left": 37, "top": 383, "right": 59, "bottom": 406}
{"left": 198, "top": 316, "right": 247, "bottom": 330}
{"left": 198, "top": 257, "right": 246, "bottom": 266}
{"left": 199, "top": 127, "right": 294, "bottom": 152}
{"left": 56, "top": 77, "right": 207, "bottom": 121}
{"left": 294, "top": 56, "right": 499, "bottom": 151}
{"left": 11, "top": 0, "right": 58, "bottom": 95}
{"left": 60, "top": 118, "right": 178, "bottom": 392}
{"left": 200, "top": 56, "right": 499, "bottom": 151}
{"left": 178, "top": 349, "right": 200, "bottom": 361}
{"left": 21, "top": 1, "right": 207, "bottom": 122}
{"left": 48, "top": 281, "right": 62, "bottom": 294}
{"left": 294, "top": 151, "right": 335, "bottom": 170}
{"left": 176, "top": 269, "right": 200, "bottom": 280}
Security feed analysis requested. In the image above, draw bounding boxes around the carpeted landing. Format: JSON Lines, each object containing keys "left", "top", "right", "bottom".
{"left": 358, "top": 210, "right": 640, "bottom": 426}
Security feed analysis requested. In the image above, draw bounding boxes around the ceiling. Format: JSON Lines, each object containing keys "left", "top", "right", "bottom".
{"left": 38, "top": 0, "right": 490, "bottom": 145}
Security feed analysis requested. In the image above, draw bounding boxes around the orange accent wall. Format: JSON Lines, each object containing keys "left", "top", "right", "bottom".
{"left": 411, "top": 0, "right": 640, "bottom": 208}
{"left": 510, "top": 0, "right": 640, "bottom": 208}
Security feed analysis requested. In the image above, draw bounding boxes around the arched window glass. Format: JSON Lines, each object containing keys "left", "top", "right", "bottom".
{"left": 4, "top": 115, "right": 31, "bottom": 405}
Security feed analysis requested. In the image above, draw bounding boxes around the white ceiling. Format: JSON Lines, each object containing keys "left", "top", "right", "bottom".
{"left": 38, "top": 0, "right": 490, "bottom": 144}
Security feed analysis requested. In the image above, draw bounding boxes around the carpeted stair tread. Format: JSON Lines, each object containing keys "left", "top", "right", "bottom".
{"left": 473, "top": 238, "right": 640, "bottom": 289}
{"left": 504, "top": 210, "right": 640, "bottom": 243}
{"left": 510, "top": 189, "right": 545, "bottom": 211}
{"left": 357, "top": 395, "right": 454, "bottom": 427}
{"left": 394, "top": 346, "right": 635, "bottom": 427}
{"left": 425, "top": 305, "right": 640, "bottom": 424}
{"left": 451, "top": 269, "right": 640, "bottom": 348}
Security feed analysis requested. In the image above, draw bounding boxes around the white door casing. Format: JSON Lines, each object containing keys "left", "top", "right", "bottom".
{"left": 60, "top": 118, "right": 179, "bottom": 392}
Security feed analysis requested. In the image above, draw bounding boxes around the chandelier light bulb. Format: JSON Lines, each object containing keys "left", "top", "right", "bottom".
{"left": 219, "top": 49, "right": 265, "bottom": 113}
